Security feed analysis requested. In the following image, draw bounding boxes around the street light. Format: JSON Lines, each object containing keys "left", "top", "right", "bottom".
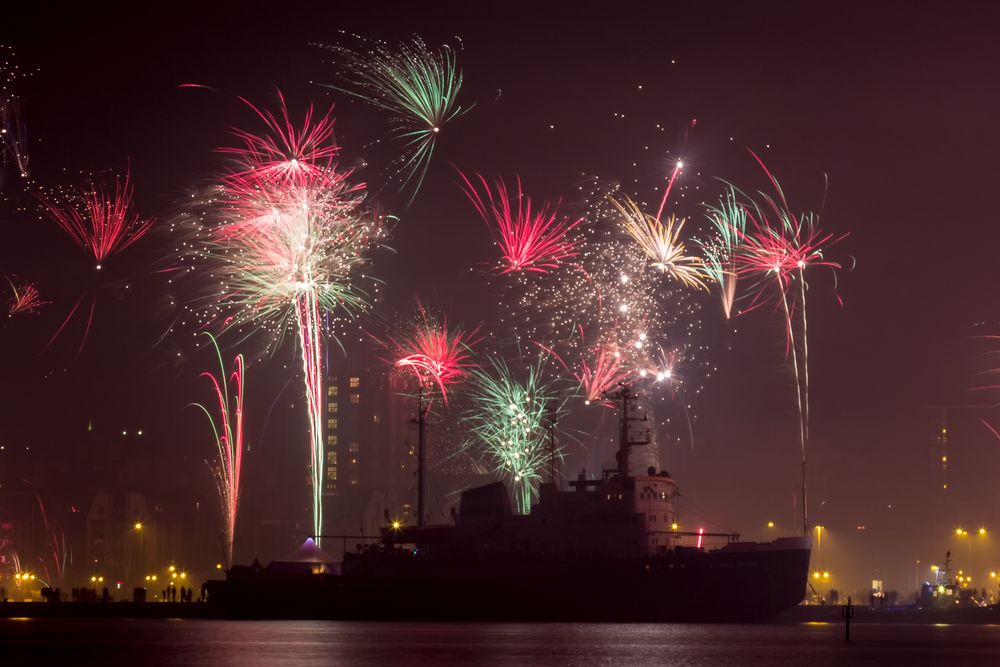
{"left": 955, "top": 527, "right": 987, "bottom": 574}
{"left": 134, "top": 521, "right": 144, "bottom": 581}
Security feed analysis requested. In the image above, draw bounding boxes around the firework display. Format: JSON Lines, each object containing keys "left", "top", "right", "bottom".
{"left": 465, "top": 357, "right": 563, "bottom": 513}
{"left": 5, "top": 275, "right": 47, "bottom": 316}
{"left": 179, "top": 94, "right": 386, "bottom": 541}
{"left": 39, "top": 171, "right": 153, "bottom": 270}
{"left": 458, "top": 170, "right": 582, "bottom": 274}
{"left": 609, "top": 194, "right": 705, "bottom": 289}
{"left": 33, "top": 171, "right": 153, "bottom": 353}
{"left": 319, "top": 34, "right": 470, "bottom": 203}
{"left": 190, "top": 333, "right": 245, "bottom": 567}
{"left": 0, "top": 44, "right": 30, "bottom": 186}
{"left": 510, "top": 178, "right": 710, "bottom": 415}
{"left": 0, "top": 25, "right": 862, "bottom": 592}
{"left": 376, "top": 302, "right": 479, "bottom": 405}
{"left": 722, "top": 159, "right": 845, "bottom": 532}
{"left": 697, "top": 186, "right": 747, "bottom": 319}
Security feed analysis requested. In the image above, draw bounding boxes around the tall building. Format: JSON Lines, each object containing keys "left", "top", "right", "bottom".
{"left": 322, "top": 340, "right": 414, "bottom": 544}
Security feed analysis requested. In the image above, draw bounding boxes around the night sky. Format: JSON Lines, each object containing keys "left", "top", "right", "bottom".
{"left": 4, "top": 1, "right": 1000, "bottom": 594}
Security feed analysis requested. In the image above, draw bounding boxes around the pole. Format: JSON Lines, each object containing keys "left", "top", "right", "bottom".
{"left": 417, "top": 383, "right": 425, "bottom": 527}
{"left": 842, "top": 596, "right": 853, "bottom": 642}
{"left": 619, "top": 387, "right": 630, "bottom": 479}
{"left": 802, "top": 459, "right": 808, "bottom": 537}
{"left": 548, "top": 400, "right": 557, "bottom": 485}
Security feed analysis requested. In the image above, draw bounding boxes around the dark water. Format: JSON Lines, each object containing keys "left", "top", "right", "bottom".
{"left": 3, "top": 619, "right": 1000, "bottom": 665}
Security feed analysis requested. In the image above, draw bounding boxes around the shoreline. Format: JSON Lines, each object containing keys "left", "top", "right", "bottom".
{"left": 3, "top": 601, "right": 1000, "bottom": 624}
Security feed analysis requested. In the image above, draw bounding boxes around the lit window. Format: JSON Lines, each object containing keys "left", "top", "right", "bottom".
{"left": 350, "top": 393, "right": 360, "bottom": 405}
{"left": 349, "top": 377, "right": 360, "bottom": 388}
{"left": 328, "top": 402, "right": 338, "bottom": 413}
{"left": 327, "top": 385, "right": 338, "bottom": 397}
{"left": 350, "top": 477, "right": 358, "bottom": 486}
{"left": 348, "top": 442, "right": 360, "bottom": 454}
{"left": 326, "top": 466, "right": 337, "bottom": 480}
{"left": 327, "top": 419, "right": 338, "bottom": 430}
{"left": 372, "top": 414, "right": 381, "bottom": 424}
{"left": 327, "top": 435, "right": 338, "bottom": 446}
{"left": 326, "top": 451, "right": 337, "bottom": 465}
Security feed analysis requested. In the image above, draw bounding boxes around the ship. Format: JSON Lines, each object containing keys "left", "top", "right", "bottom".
{"left": 206, "top": 386, "right": 811, "bottom": 621}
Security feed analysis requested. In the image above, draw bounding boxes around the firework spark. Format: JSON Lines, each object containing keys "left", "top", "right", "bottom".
{"left": 377, "top": 302, "right": 479, "bottom": 405}
{"left": 458, "top": 170, "right": 582, "bottom": 274}
{"left": 6, "top": 275, "right": 48, "bottom": 316}
{"left": 465, "top": 357, "right": 563, "bottom": 513}
{"left": 39, "top": 171, "right": 154, "bottom": 270}
{"left": 609, "top": 195, "right": 706, "bottom": 289}
{"left": 319, "top": 34, "right": 470, "bottom": 203}
{"left": 0, "top": 44, "right": 31, "bottom": 184}
{"left": 510, "top": 178, "right": 712, "bottom": 410}
{"left": 190, "top": 333, "right": 245, "bottom": 567}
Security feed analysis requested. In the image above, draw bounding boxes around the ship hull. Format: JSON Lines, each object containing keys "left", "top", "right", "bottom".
{"left": 207, "top": 539, "right": 810, "bottom": 622}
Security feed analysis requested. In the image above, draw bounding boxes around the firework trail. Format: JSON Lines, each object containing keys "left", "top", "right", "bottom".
{"left": 190, "top": 333, "right": 245, "bottom": 567}
{"left": 185, "top": 94, "right": 386, "bottom": 540}
{"left": 654, "top": 160, "right": 684, "bottom": 223}
{"left": 457, "top": 170, "right": 582, "bottom": 274}
{"left": 0, "top": 45, "right": 31, "bottom": 185}
{"left": 27, "top": 483, "right": 65, "bottom": 586}
{"left": 465, "top": 357, "right": 563, "bottom": 513}
{"left": 733, "top": 156, "right": 846, "bottom": 533}
{"left": 5, "top": 275, "right": 48, "bottom": 316}
{"left": 375, "top": 301, "right": 480, "bottom": 405}
{"left": 698, "top": 186, "right": 747, "bottom": 318}
{"left": 609, "top": 194, "right": 705, "bottom": 289}
{"left": 319, "top": 34, "right": 470, "bottom": 203}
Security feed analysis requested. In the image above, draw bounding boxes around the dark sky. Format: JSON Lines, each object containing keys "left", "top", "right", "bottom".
{"left": 4, "top": 1, "right": 1000, "bottom": 593}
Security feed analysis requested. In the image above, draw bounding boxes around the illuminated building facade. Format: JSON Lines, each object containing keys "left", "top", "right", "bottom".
{"left": 322, "top": 340, "right": 414, "bottom": 540}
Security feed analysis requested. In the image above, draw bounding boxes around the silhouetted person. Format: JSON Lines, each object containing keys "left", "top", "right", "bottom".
{"left": 171, "top": 586, "right": 177, "bottom": 602}
{"left": 101, "top": 587, "right": 110, "bottom": 602}
{"left": 161, "top": 589, "right": 166, "bottom": 602}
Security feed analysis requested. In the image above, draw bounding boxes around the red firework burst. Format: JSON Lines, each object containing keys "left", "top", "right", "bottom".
{"left": 377, "top": 303, "right": 480, "bottom": 405}
{"left": 6, "top": 275, "right": 48, "bottom": 316}
{"left": 39, "top": 171, "right": 153, "bottom": 269}
{"left": 458, "top": 170, "right": 582, "bottom": 274}
{"left": 220, "top": 91, "right": 344, "bottom": 190}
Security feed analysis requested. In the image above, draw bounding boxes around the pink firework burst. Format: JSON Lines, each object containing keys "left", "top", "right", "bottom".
{"left": 458, "top": 170, "right": 582, "bottom": 274}
{"left": 220, "top": 91, "right": 344, "bottom": 190}
{"left": 739, "top": 220, "right": 843, "bottom": 287}
{"left": 39, "top": 171, "right": 153, "bottom": 269}
{"left": 6, "top": 275, "right": 48, "bottom": 316}
{"left": 378, "top": 303, "right": 480, "bottom": 405}
{"left": 575, "top": 342, "right": 634, "bottom": 406}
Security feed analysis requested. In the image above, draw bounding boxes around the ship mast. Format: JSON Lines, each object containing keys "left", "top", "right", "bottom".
{"left": 606, "top": 384, "right": 650, "bottom": 478}
{"left": 411, "top": 382, "right": 428, "bottom": 527}
{"left": 548, "top": 399, "right": 558, "bottom": 485}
